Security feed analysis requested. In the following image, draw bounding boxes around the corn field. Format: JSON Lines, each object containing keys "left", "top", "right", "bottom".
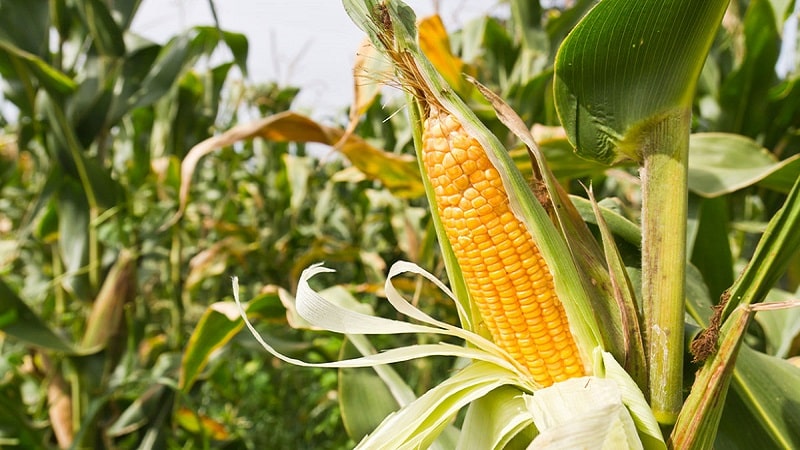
{"left": 1, "top": 0, "right": 799, "bottom": 448}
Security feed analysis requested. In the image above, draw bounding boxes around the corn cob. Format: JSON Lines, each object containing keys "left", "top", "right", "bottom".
{"left": 422, "top": 106, "right": 584, "bottom": 386}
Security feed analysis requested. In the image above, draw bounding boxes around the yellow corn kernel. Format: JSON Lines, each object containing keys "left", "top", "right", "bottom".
{"left": 422, "top": 107, "right": 584, "bottom": 386}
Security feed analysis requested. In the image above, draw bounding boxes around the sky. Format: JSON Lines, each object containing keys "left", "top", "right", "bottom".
{"left": 130, "top": 0, "right": 506, "bottom": 118}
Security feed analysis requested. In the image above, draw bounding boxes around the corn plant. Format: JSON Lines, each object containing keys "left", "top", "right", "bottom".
{"left": 230, "top": 0, "right": 800, "bottom": 448}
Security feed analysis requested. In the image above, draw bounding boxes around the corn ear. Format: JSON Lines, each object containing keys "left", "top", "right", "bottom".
{"left": 343, "top": 0, "right": 605, "bottom": 384}
{"left": 423, "top": 106, "right": 583, "bottom": 385}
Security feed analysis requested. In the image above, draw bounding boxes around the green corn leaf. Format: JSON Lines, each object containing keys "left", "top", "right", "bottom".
{"left": 688, "top": 133, "right": 800, "bottom": 198}
{"left": 57, "top": 179, "right": 90, "bottom": 299}
{"left": 554, "top": 0, "right": 729, "bottom": 164}
{"left": 718, "top": 0, "right": 780, "bottom": 137}
{"left": 728, "top": 345, "right": 800, "bottom": 448}
{"left": 0, "top": 40, "right": 77, "bottom": 98}
{"left": 129, "top": 27, "right": 247, "bottom": 112}
{"left": 753, "top": 289, "right": 800, "bottom": 358}
{"left": 689, "top": 195, "right": 735, "bottom": 301}
{"left": 723, "top": 176, "right": 800, "bottom": 317}
{"left": 672, "top": 305, "right": 753, "bottom": 449}
{"left": 179, "top": 289, "right": 285, "bottom": 392}
{"left": 0, "top": 279, "right": 76, "bottom": 354}
{"left": 338, "top": 338, "right": 404, "bottom": 443}
{"left": 78, "top": 0, "right": 126, "bottom": 57}
{"left": 179, "top": 302, "right": 244, "bottom": 392}
{"left": 340, "top": 333, "right": 462, "bottom": 449}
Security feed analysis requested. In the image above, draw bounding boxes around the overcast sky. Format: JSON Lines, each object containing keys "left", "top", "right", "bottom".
{"left": 131, "top": 0, "right": 505, "bottom": 118}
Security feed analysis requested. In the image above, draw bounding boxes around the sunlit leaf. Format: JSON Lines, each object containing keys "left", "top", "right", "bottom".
{"left": 164, "top": 111, "right": 424, "bottom": 229}
{"left": 722, "top": 176, "right": 800, "bottom": 317}
{"left": 570, "top": 196, "right": 641, "bottom": 249}
{"left": 106, "top": 385, "right": 170, "bottom": 437}
{"left": 130, "top": 27, "right": 247, "bottom": 110}
{"left": 0, "top": 40, "right": 77, "bottom": 97}
{"left": 57, "top": 179, "right": 90, "bottom": 299}
{"left": 185, "top": 236, "right": 255, "bottom": 291}
{"left": 179, "top": 297, "right": 268, "bottom": 392}
{"left": 688, "top": 133, "right": 800, "bottom": 198}
{"left": 179, "top": 302, "right": 243, "bottom": 392}
{"left": 175, "top": 407, "right": 229, "bottom": 440}
{"left": 352, "top": 39, "right": 392, "bottom": 118}
{"left": 418, "top": 15, "right": 469, "bottom": 95}
{"left": 219, "top": 29, "right": 249, "bottom": 76}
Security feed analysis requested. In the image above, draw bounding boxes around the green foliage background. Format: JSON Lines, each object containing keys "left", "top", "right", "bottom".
{"left": 0, "top": 0, "right": 799, "bottom": 448}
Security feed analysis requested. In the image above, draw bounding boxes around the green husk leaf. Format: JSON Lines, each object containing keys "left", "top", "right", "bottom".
{"left": 597, "top": 351, "right": 666, "bottom": 450}
{"left": 586, "top": 189, "right": 647, "bottom": 390}
{"left": 80, "top": 249, "right": 137, "bottom": 351}
{"left": 355, "top": 361, "right": 523, "bottom": 450}
{"left": 457, "top": 386, "right": 535, "bottom": 450}
{"left": 469, "top": 76, "right": 635, "bottom": 372}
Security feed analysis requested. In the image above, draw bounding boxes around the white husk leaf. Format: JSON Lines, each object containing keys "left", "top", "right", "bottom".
{"left": 233, "top": 261, "right": 521, "bottom": 373}
{"left": 524, "top": 377, "right": 643, "bottom": 450}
